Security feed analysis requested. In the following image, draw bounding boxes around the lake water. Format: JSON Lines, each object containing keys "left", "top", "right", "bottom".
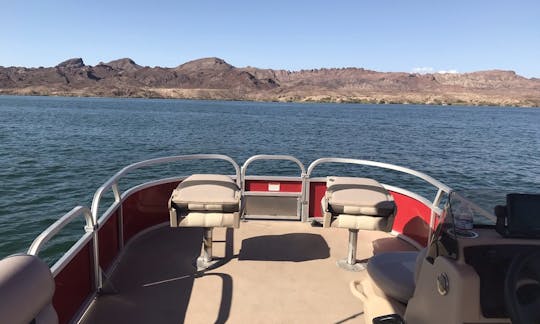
{"left": 1, "top": 95, "right": 539, "bottom": 261}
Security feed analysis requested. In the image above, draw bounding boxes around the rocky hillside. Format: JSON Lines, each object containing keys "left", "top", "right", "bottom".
{"left": 1, "top": 57, "right": 539, "bottom": 107}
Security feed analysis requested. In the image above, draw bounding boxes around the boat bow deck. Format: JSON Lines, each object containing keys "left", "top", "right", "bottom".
{"left": 81, "top": 221, "right": 416, "bottom": 323}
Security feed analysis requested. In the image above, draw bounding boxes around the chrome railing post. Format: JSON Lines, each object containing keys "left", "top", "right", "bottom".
{"left": 90, "top": 196, "right": 102, "bottom": 291}
{"left": 240, "top": 164, "right": 247, "bottom": 221}
{"left": 92, "top": 227, "right": 102, "bottom": 291}
{"left": 300, "top": 172, "right": 309, "bottom": 222}
{"left": 428, "top": 188, "right": 446, "bottom": 245}
{"left": 111, "top": 182, "right": 124, "bottom": 249}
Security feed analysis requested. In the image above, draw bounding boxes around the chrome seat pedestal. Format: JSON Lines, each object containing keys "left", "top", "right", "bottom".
{"left": 337, "top": 229, "right": 366, "bottom": 271}
{"left": 196, "top": 228, "right": 219, "bottom": 271}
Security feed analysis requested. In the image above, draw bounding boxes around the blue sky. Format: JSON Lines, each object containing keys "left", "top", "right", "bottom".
{"left": 1, "top": 0, "right": 539, "bottom": 77}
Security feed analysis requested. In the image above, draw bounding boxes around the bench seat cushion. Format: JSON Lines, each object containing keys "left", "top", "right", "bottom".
{"left": 171, "top": 174, "right": 240, "bottom": 212}
{"left": 331, "top": 214, "right": 389, "bottom": 230}
{"left": 176, "top": 212, "right": 239, "bottom": 228}
{"left": 367, "top": 251, "right": 419, "bottom": 304}
{"left": 326, "top": 177, "right": 395, "bottom": 216}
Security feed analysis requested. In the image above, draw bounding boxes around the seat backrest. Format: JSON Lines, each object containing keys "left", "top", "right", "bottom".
{"left": 0, "top": 254, "right": 58, "bottom": 324}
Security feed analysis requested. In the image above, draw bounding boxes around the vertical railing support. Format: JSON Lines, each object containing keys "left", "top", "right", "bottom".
{"left": 428, "top": 189, "right": 446, "bottom": 245}
{"left": 301, "top": 173, "right": 309, "bottom": 222}
{"left": 112, "top": 182, "right": 124, "bottom": 249}
{"left": 91, "top": 204, "right": 102, "bottom": 292}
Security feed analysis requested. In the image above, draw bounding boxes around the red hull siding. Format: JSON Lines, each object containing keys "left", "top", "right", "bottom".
{"left": 53, "top": 242, "right": 93, "bottom": 324}
{"left": 98, "top": 209, "right": 119, "bottom": 272}
{"left": 389, "top": 191, "right": 433, "bottom": 246}
{"left": 245, "top": 180, "right": 302, "bottom": 192}
{"left": 308, "top": 181, "right": 327, "bottom": 218}
{"left": 56, "top": 182, "right": 180, "bottom": 323}
{"left": 122, "top": 182, "right": 179, "bottom": 243}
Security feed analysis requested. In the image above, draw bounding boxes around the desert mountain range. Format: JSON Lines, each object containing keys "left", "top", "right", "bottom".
{"left": 1, "top": 57, "right": 539, "bottom": 107}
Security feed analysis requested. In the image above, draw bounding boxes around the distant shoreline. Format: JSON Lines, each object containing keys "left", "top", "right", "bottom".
{"left": 1, "top": 92, "right": 537, "bottom": 108}
{"left": 1, "top": 57, "right": 539, "bottom": 108}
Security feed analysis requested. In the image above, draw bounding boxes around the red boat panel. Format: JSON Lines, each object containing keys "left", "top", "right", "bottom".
{"left": 122, "top": 181, "right": 179, "bottom": 243}
{"left": 53, "top": 241, "right": 93, "bottom": 324}
{"left": 389, "top": 191, "right": 434, "bottom": 246}
{"left": 308, "top": 181, "right": 327, "bottom": 218}
{"left": 245, "top": 180, "right": 303, "bottom": 192}
{"left": 98, "top": 209, "right": 119, "bottom": 272}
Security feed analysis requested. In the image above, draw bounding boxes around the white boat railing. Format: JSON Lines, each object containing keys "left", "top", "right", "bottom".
{"left": 241, "top": 154, "right": 306, "bottom": 188}
{"left": 91, "top": 154, "right": 241, "bottom": 224}
{"left": 26, "top": 154, "right": 456, "bottom": 295}
{"left": 307, "top": 158, "right": 451, "bottom": 193}
{"left": 27, "top": 206, "right": 100, "bottom": 285}
{"left": 241, "top": 155, "right": 307, "bottom": 220}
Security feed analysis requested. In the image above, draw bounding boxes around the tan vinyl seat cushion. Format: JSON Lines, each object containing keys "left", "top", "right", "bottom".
{"left": 326, "top": 177, "right": 395, "bottom": 217}
{"left": 171, "top": 174, "right": 240, "bottom": 212}
{"left": 0, "top": 254, "right": 58, "bottom": 324}
{"left": 366, "top": 248, "right": 427, "bottom": 304}
{"left": 331, "top": 214, "right": 389, "bottom": 230}
{"left": 175, "top": 212, "right": 239, "bottom": 228}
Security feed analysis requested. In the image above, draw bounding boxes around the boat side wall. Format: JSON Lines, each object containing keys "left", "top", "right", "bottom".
{"left": 308, "top": 181, "right": 328, "bottom": 218}
{"left": 53, "top": 241, "right": 94, "bottom": 324}
{"left": 98, "top": 209, "right": 120, "bottom": 272}
{"left": 122, "top": 181, "right": 180, "bottom": 243}
{"left": 390, "top": 191, "right": 432, "bottom": 246}
{"left": 52, "top": 182, "right": 179, "bottom": 323}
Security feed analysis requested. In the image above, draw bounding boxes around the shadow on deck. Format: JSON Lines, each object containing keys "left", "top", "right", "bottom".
{"left": 238, "top": 233, "right": 330, "bottom": 262}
